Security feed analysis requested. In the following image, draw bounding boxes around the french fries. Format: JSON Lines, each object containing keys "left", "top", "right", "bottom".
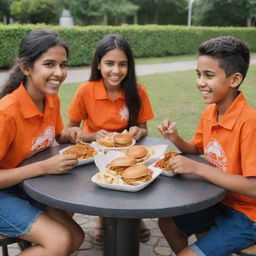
{"left": 96, "top": 169, "right": 125, "bottom": 185}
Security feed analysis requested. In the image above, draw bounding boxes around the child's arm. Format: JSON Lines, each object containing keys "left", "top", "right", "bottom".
{"left": 128, "top": 123, "right": 148, "bottom": 140}
{"left": 169, "top": 155, "right": 256, "bottom": 198}
{"left": 0, "top": 153, "right": 78, "bottom": 189}
{"left": 63, "top": 121, "right": 96, "bottom": 142}
{"left": 158, "top": 120, "right": 199, "bottom": 154}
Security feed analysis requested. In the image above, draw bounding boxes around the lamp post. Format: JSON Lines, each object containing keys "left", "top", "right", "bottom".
{"left": 188, "top": 0, "right": 195, "bottom": 26}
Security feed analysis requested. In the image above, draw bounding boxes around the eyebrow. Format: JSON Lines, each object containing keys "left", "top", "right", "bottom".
{"left": 196, "top": 69, "right": 215, "bottom": 73}
{"left": 42, "top": 59, "right": 68, "bottom": 63}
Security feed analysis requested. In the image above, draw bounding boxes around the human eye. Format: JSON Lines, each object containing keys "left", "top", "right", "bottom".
{"left": 60, "top": 62, "right": 68, "bottom": 69}
{"left": 44, "top": 62, "right": 54, "bottom": 67}
{"left": 105, "top": 61, "right": 113, "bottom": 66}
{"left": 206, "top": 72, "right": 214, "bottom": 78}
{"left": 120, "top": 62, "right": 128, "bottom": 67}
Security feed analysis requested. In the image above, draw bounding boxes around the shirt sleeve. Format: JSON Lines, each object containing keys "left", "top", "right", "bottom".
{"left": 55, "top": 96, "right": 64, "bottom": 137}
{"left": 68, "top": 83, "right": 88, "bottom": 123}
{"left": 136, "top": 84, "right": 154, "bottom": 124}
{"left": 191, "top": 113, "right": 204, "bottom": 155}
{"left": 240, "top": 119, "right": 256, "bottom": 177}
{"left": 0, "top": 112, "right": 16, "bottom": 160}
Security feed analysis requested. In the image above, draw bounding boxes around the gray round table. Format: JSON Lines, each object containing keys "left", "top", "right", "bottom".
{"left": 22, "top": 137, "right": 226, "bottom": 256}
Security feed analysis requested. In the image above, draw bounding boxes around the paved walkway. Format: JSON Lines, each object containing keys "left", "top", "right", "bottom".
{"left": 1, "top": 58, "right": 256, "bottom": 86}
{"left": 0, "top": 59, "right": 247, "bottom": 255}
{"left": 0, "top": 59, "right": 198, "bottom": 87}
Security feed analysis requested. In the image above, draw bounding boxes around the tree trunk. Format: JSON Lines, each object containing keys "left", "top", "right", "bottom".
{"left": 103, "top": 15, "right": 107, "bottom": 25}
{"left": 133, "top": 13, "right": 138, "bottom": 24}
{"left": 247, "top": 17, "right": 252, "bottom": 27}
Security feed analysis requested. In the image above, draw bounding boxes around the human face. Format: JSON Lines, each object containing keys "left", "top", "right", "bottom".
{"left": 98, "top": 48, "right": 128, "bottom": 90}
{"left": 24, "top": 45, "right": 68, "bottom": 98}
{"left": 196, "top": 55, "right": 238, "bottom": 108}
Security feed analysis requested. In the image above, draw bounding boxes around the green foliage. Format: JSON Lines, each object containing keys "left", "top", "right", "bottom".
{"left": 10, "top": 0, "right": 61, "bottom": 24}
{"left": 0, "top": 0, "right": 13, "bottom": 23}
{"left": 1, "top": 24, "right": 256, "bottom": 68}
{"left": 193, "top": 0, "right": 255, "bottom": 27}
{"left": 62, "top": 0, "right": 139, "bottom": 25}
{"left": 131, "top": 0, "right": 187, "bottom": 25}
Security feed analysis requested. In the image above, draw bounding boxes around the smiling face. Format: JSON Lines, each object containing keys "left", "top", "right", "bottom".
{"left": 196, "top": 55, "right": 241, "bottom": 111}
{"left": 98, "top": 48, "right": 128, "bottom": 90}
{"left": 23, "top": 45, "right": 68, "bottom": 98}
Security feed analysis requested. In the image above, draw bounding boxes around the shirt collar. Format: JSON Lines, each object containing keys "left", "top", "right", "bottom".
{"left": 94, "top": 79, "right": 125, "bottom": 100}
{"left": 13, "top": 84, "right": 54, "bottom": 118}
{"left": 207, "top": 91, "right": 246, "bottom": 130}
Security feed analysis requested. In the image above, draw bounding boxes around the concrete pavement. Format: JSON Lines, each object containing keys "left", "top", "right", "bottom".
{"left": 1, "top": 57, "right": 256, "bottom": 86}
{"left": 0, "top": 59, "right": 198, "bottom": 87}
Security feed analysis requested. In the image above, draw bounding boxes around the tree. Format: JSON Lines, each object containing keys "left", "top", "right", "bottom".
{"left": 131, "top": 0, "right": 187, "bottom": 25}
{"left": 10, "top": 0, "right": 62, "bottom": 24}
{"left": 99, "top": 0, "right": 139, "bottom": 25}
{"left": 0, "top": 0, "right": 14, "bottom": 23}
{"left": 246, "top": 0, "right": 256, "bottom": 26}
{"left": 64, "top": 0, "right": 139, "bottom": 25}
{"left": 193, "top": 0, "right": 250, "bottom": 27}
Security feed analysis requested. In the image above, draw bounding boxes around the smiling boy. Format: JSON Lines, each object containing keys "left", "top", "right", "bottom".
{"left": 158, "top": 36, "right": 256, "bottom": 256}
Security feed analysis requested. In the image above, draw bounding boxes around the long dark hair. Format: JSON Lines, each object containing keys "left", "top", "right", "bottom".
{"left": 90, "top": 34, "right": 141, "bottom": 128}
{"left": 0, "top": 30, "right": 69, "bottom": 98}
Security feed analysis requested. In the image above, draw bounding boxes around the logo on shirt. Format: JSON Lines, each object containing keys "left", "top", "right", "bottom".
{"left": 30, "top": 126, "right": 55, "bottom": 155}
{"left": 119, "top": 106, "right": 129, "bottom": 121}
{"left": 205, "top": 140, "right": 227, "bottom": 172}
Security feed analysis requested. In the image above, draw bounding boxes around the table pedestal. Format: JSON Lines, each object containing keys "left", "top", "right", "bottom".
{"left": 104, "top": 218, "right": 140, "bottom": 256}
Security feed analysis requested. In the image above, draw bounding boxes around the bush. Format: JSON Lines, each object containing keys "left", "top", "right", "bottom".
{"left": 1, "top": 24, "right": 256, "bottom": 68}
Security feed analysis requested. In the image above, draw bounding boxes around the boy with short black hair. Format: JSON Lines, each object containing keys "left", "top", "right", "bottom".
{"left": 158, "top": 36, "right": 256, "bottom": 256}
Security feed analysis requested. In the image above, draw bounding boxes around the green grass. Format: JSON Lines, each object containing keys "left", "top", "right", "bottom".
{"left": 135, "top": 54, "right": 197, "bottom": 65}
{"left": 59, "top": 65, "right": 256, "bottom": 140}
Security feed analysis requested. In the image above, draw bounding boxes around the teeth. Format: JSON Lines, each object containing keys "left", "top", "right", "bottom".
{"left": 48, "top": 80, "right": 60, "bottom": 85}
{"left": 201, "top": 91, "right": 210, "bottom": 95}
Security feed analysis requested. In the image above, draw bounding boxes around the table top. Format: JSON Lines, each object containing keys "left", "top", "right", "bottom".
{"left": 22, "top": 137, "right": 226, "bottom": 218}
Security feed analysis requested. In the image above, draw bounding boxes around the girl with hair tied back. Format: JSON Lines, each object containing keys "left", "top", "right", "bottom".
{"left": 0, "top": 30, "right": 85, "bottom": 256}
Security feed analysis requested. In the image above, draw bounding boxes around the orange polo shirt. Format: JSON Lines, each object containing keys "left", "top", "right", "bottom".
{"left": 192, "top": 92, "right": 256, "bottom": 221}
{"left": 68, "top": 80, "right": 154, "bottom": 133}
{"left": 0, "top": 84, "right": 64, "bottom": 169}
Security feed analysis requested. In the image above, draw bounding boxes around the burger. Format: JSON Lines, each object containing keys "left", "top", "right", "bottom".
{"left": 125, "top": 145, "right": 150, "bottom": 163}
{"left": 97, "top": 135, "right": 115, "bottom": 147}
{"left": 122, "top": 165, "right": 153, "bottom": 186}
{"left": 113, "top": 133, "right": 133, "bottom": 147}
{"left": 107, "top": 156, "right": 136, "bottom": 175}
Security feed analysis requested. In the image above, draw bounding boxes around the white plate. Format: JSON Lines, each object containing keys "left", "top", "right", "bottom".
{"left": 91, "top": 167, "right": 161, "bottom": 192}
{"left": 94, "top": 139, "right": 136, "bottom": 151}
{"left": 59, "top": 145, "right": 98, "bottom": 166}
{"left": 142, "top": 144, "right": 169, "bottom": 165}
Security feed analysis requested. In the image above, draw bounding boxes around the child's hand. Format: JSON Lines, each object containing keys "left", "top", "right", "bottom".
{"left": 43, "top": 154, "right": 78, "bottom": 175}
{"left": 128, "top": 126, "right": 143, "bottom": 140}
{"left": 158, "top": 120, "right": 178, "bottom": 141}
{"left": 69, "top": 127, "right": 84, "bottom": 143}
{"left": 168, "top": 155, "right": 198, "bottom": 174}
{"left": 95, "top": 129, "right": 111, "bottom": 140}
